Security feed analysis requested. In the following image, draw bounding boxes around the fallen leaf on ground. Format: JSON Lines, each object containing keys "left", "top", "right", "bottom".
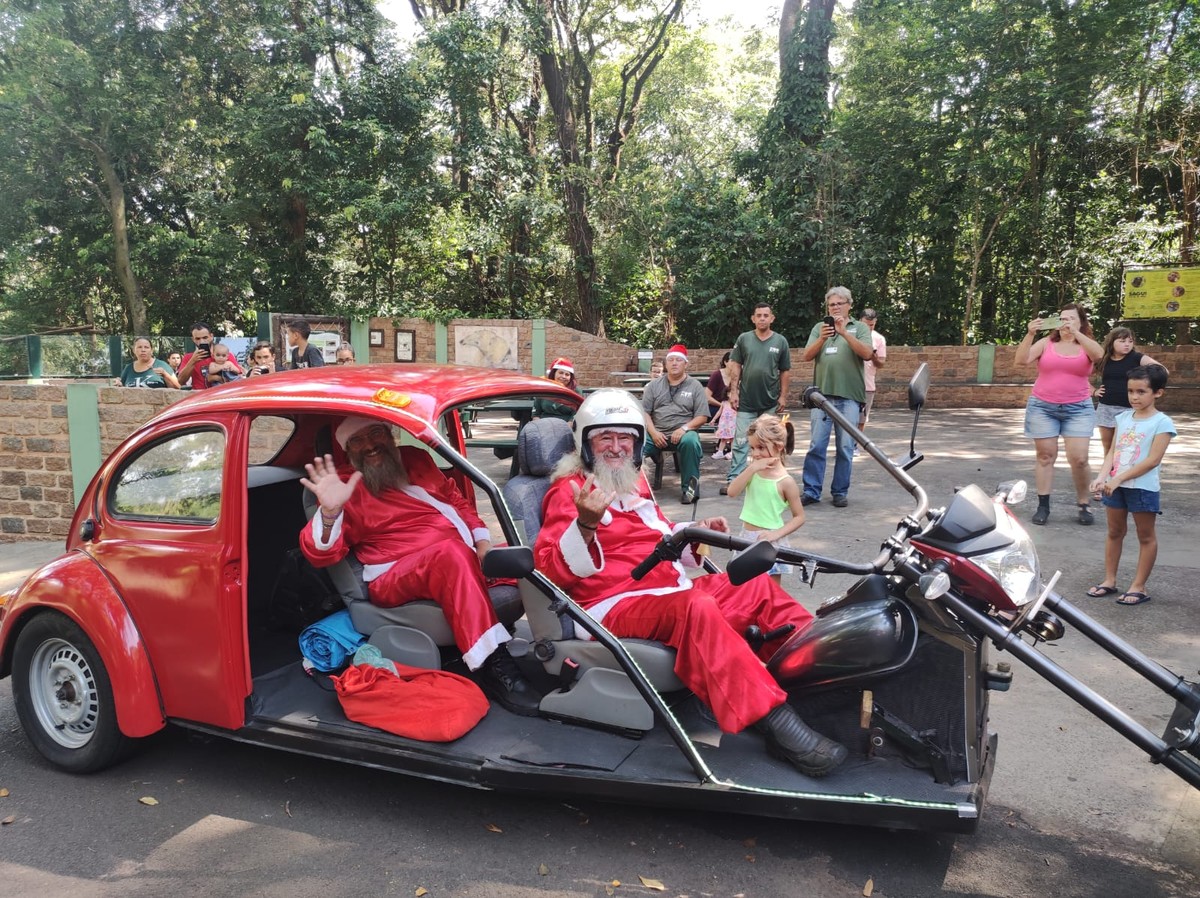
{"left": 538, "top": 863, "right": 550, "bottom": 876}
{"left": 285, "top": 801, "right": 292, "bottom": 818}
{"left": 2, "top": 815, "right": 15, "bottom": 825}
{"left": 0, "top": 788, "right": 9, "bottom": 797}
{"left": 415, "top": 887, "right": 427, "bottom": 897}
{"left": 638, "top": 875, "right": 665, "bottom": 891}
{"left": 863, "top": 877, "right": 874, "bottom": 896}
{"left": 485, "top": 822, "right": 503, "bottom": 833}
{"left": 138, "top": 797, "right": 159, "bottom": 806}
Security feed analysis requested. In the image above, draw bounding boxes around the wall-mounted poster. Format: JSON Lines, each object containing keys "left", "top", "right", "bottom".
{"left": 394, "top": 329, "right": 415, "bottom": 363}
{"left": 454, "top": 325, "right": 519, "bottom": 370}
{"left": 369, "top": 328, "right": 385, "bottom": 347}
{"left": 1122, "top": 266, "right": 1199, "bottom": 319}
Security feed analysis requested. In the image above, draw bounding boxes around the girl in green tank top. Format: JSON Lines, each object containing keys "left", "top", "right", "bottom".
{"left": 726, "top": 414, "right": 806, "bottom": 584}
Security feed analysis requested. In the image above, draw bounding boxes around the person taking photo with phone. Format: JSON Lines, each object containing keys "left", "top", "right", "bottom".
{"left": 176, "top": 321, "right": 241, "bottom": 390}
{"left": 1015, "top": 303, "right": 1105, "bottom": 526}
{"left": 799, "top": 287, "right": 874, "bottom": 508}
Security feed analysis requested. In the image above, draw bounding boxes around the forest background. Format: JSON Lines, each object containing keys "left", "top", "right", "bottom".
{"left": 0, "top": 0, "right": 1196, "bottom": 351}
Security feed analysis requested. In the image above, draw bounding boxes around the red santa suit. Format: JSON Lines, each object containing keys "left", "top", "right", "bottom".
{"left": 534, "top": 470, "right": 814, "bottom": 733}
{"left": 300, "top": 447, "right": 507, "bottom": 671}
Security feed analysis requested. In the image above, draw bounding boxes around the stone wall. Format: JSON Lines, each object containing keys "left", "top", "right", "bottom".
{"left": 577, "top": 341, "right": 1200, "bottom": 412}
{"left": 0, "top": 385, "right": 186, "bottom": 540}
{"left": 2, "top": 335, "right": 1197, "bottom": 542}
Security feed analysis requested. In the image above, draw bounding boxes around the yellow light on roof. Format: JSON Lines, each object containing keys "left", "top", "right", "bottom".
{"left": 373, "top": 388, "right": 413, "bottom": 408}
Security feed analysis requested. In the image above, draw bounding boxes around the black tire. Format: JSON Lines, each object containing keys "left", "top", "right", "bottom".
{"left": 12, "top": 612, "right": 134, "bottom": 773}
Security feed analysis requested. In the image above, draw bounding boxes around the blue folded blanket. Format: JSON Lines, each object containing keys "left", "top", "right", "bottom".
{"left": 299, "top": 609, "right": 367, "bottom": 671}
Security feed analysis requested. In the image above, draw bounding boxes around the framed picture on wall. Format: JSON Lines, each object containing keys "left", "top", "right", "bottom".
{"left": 368, "top": 328, "right": 384, "bottom": 347}
{"left": 394, "top": 329, "right": 416, "bottom": 363}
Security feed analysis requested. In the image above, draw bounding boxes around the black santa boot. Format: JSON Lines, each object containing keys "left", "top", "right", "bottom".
{"left": 755, "top": 703, "right": 847, "bottom": 778}
{"left": 478, "top": 645, "right": 542, "bottom": 717}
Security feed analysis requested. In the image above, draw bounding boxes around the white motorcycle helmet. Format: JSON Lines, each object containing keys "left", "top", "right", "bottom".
{"left": 573, "top": 389, "right": 646, "bottom": 470}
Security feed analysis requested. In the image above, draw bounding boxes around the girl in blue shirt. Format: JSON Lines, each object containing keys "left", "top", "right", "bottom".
{"left": 1087, "top": 365, "right": 1175, "bottom": 606}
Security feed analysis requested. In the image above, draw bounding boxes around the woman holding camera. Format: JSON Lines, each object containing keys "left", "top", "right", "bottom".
{"left": 1015, "top": 302, "right": 1105, "bottom": 526}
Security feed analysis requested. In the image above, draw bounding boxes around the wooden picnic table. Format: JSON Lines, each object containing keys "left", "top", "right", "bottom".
{"left": 462, "top": 399, "right": 535, "bottom": 476}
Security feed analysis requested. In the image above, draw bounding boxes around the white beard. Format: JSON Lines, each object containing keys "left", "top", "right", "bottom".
{"left": 552, "top": 451, "right": 641, "bottom": 498}
{"left": 593, "top": 458, "right": 642, "bottom": 497}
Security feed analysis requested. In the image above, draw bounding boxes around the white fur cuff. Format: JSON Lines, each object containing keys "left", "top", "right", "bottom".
{"left": 560, "top": 520, "right": 603, "bottom": 578}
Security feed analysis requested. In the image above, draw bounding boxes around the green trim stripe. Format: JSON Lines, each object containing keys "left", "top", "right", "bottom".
{"left": 66, "top": 384, "right": 103, "bottom": 505}
{"left": 977, "top": 344, "right": 995, "bottom": 384}
{"left": 435, "top": 322, "right": 448, "bottom": 364}
{"left": 532, "top": 319, "right": 546, "bottom": 375}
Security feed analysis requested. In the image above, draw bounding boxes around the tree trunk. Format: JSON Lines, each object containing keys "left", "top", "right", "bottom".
{"left": 778, "top": 0, "right": 837, "bottom": 145}
{"left": 94, "top": 145, "right": 147, "bottom": 335}
{"left": 533, "top": 3, "right": 600, "bottom": 334}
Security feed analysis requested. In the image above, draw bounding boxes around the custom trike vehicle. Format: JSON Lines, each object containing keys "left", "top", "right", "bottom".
{"left": 1, "top": 364, "right": 1197, "bottom": 833}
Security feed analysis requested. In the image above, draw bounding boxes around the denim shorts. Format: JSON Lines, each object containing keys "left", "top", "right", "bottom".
{"left": 1023, "top": 397, "right": 1096, "bottom": 439}
{"left": 1095, "top": 402, "right": 1126, "bottom": 429}
{"left": 1102, "top": 487, "right": 1161, "bottom": 514}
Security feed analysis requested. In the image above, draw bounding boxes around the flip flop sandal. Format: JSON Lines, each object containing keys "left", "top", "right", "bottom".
{"left": 1086, "top": 584, "right": 1119, "bottom": 597}
{"left": 1077, "top": 504, "right": 1094, "bottom": 525}
{"left": 1116, "top": 592, "right": 1152, "bottom": 606}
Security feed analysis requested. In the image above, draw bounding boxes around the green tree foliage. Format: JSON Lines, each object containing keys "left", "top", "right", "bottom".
{"left": 1, "top": 0, "right": 1195, "bottom": 349}
{"left": 830, "top": 0, "right": 1198, "bottom": 345}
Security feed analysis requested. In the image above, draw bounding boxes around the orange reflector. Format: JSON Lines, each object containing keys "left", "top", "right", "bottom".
{"left": 373, "top": 388, "right": 413, "bottom": 408}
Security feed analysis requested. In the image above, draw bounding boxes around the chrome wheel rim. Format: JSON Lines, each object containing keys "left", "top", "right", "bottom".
{"left": 28, "top": 638, "right": 99, "bottom": 749}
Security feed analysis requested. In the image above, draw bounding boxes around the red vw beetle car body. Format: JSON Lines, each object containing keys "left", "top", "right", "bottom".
{"left": 0, "top": 364, "right": 992, "bottom": 832}
{"left": 1, "top": 364, "right": 564, "bottom": 749}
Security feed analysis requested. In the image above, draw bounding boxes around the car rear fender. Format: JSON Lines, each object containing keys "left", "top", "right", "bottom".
{"left": 0, "top": 551, "right": 165, "bottom": 738}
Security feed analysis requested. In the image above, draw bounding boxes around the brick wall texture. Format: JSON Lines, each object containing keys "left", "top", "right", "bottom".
{"left": 2, "top": 319, "right": 1197, "bottom": 543}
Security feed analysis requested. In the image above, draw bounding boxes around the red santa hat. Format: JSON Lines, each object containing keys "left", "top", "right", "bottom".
{"left": 335, "top": 416, "right": 382, "bottom": 449}
{"left": 665, "top": 344, "right": 688, "bottom": 362}
{"left": 548, "top": 357, "right": 575, "bottom": 376}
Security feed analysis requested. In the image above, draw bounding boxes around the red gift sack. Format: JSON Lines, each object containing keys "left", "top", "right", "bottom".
{"left": 333, "top": 662, "right": 489, "bottom": 741}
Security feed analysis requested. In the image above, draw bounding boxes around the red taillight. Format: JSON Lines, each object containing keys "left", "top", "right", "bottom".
{"left": 910, "top": 540, "right": 1021, "bottom": 612}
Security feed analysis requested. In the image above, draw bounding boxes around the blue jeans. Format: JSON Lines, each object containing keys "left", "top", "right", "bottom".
{"left": 726, "top": 409, "right": 762, "bottom": 482}
{"left": 801, "top": 398, "right": 861, "bottom": 500}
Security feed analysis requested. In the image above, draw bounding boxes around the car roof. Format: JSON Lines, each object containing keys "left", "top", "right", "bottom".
{"left": 148, "top": 364, "right": 580, "bottom": 431}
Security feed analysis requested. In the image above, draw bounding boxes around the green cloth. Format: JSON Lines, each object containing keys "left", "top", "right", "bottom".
{"left": 730, "top": 331, "right": 791, "bottom": 414}
{"left": 532, "top": 395, "right": 578, "bottom": 421}
{"left": 804, "top": 319, "right": 870, "bottom": 403}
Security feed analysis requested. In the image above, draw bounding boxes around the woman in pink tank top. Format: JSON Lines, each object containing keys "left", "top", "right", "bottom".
{"left": 1014, "top": 302, "right": 1105, "bottom": 526}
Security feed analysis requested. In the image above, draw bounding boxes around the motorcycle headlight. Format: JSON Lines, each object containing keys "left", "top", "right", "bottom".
{"left": 969, "top": 508, "right": 1042, "bottom": 607}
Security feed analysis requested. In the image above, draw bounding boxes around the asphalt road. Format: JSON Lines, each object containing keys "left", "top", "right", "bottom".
{"left": 2, "top": 406, "right": 1198, "bottom": 897}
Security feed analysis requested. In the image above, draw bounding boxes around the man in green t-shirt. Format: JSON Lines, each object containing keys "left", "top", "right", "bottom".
{"left": 800, "top": 286, "right": 875, "bottom": 508}
{"left": 722, "top": 303, "right": 792, "bottom": 493}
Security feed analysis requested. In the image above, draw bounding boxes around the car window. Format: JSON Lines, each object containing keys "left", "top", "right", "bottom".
{"left": 110, "top": 430, "right": 225, "bottom": 522}
{"left": 249, "top": 415, "right": 297, "bottom": 465}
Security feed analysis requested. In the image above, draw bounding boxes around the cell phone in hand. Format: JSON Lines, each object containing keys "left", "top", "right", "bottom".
{"left": 823, "top": 316, "right": 836, "bottom": 327}
{"left": 1040, "top": 317, "right": 1062, "bottom": 331}
{"left": 196, "top": 342, "right": 211, "bottom": 356}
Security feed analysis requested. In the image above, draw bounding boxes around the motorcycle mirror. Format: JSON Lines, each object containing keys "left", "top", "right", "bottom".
{"left": 481, "top": 545, "right": 534, "bottom": 579}
{"left": 907, "top": 362, "right": 930, "bottom": 411}
{"left": 726, "top": 540, "right": 777, "bottom": 585}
